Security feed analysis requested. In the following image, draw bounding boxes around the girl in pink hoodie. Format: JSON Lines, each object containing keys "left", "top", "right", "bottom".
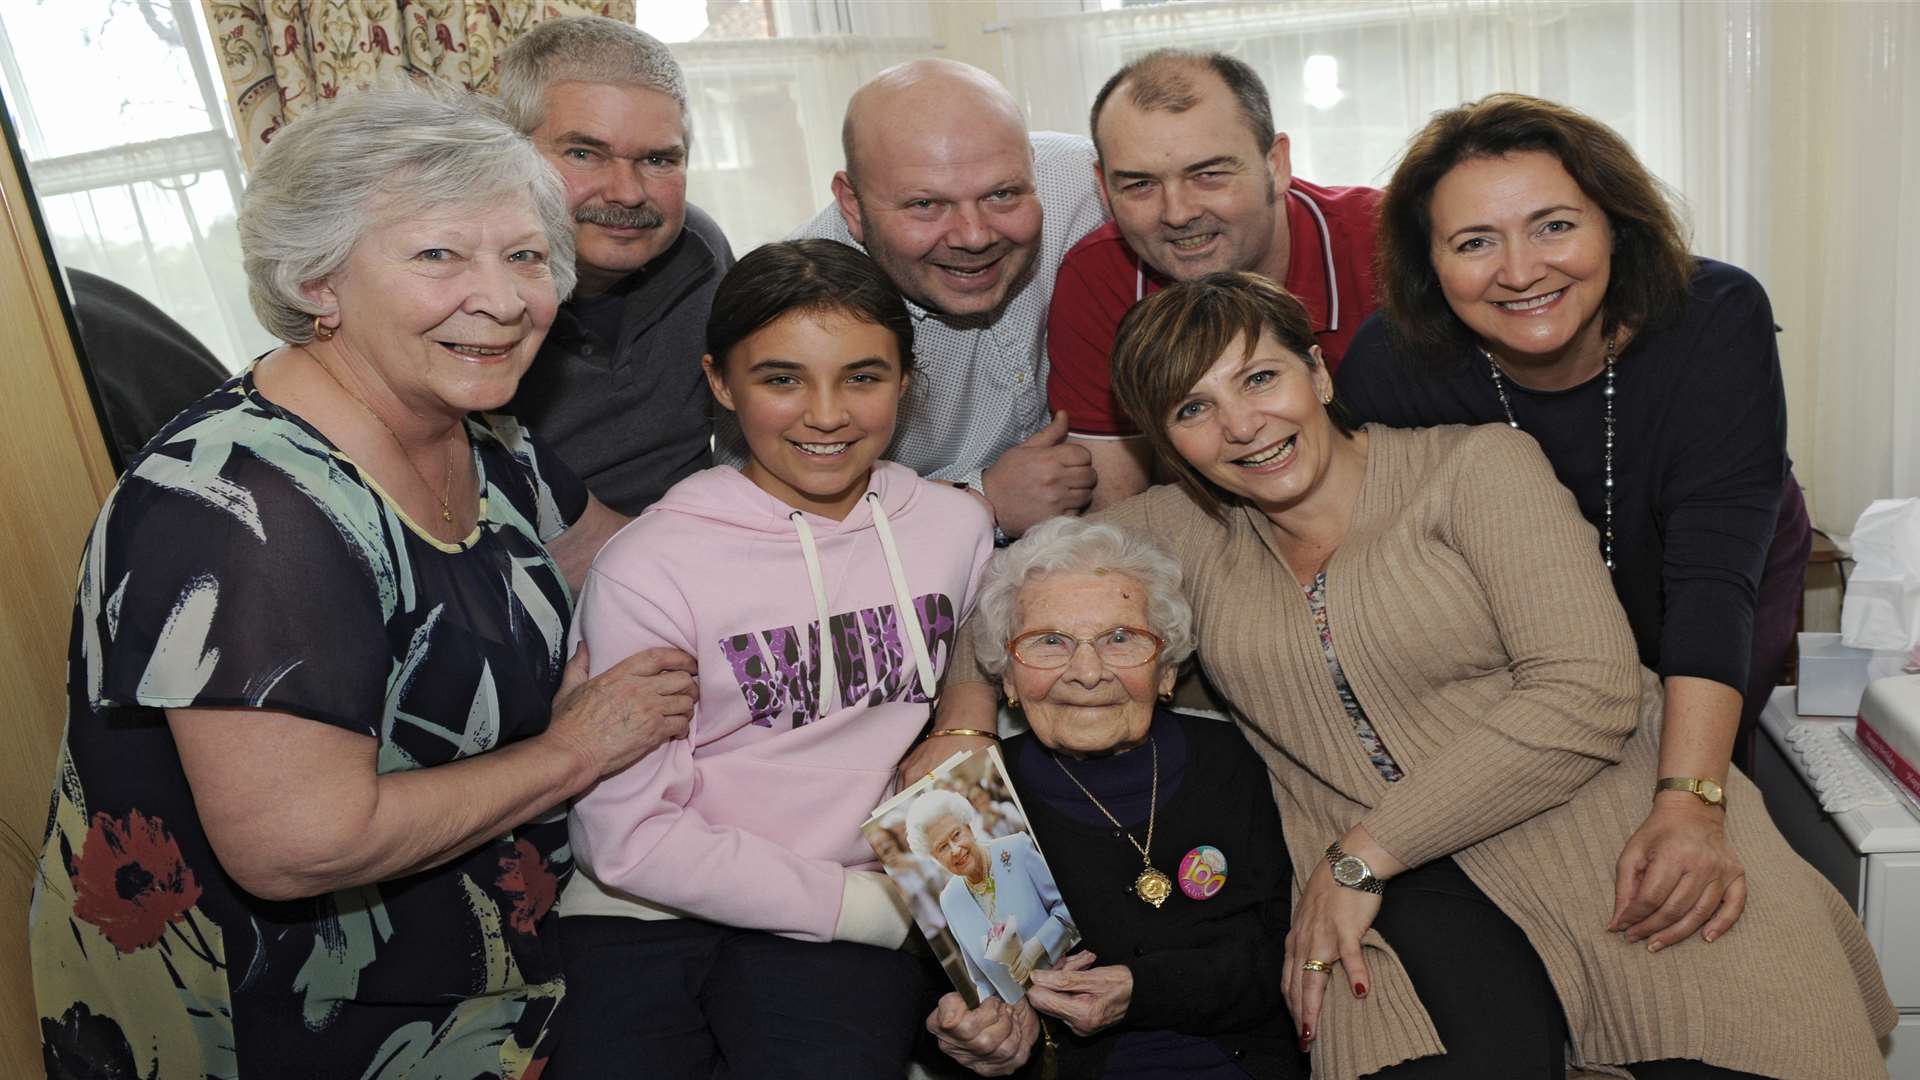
{"left": 552, "top": 240, "right": 994, "bottom": 1078}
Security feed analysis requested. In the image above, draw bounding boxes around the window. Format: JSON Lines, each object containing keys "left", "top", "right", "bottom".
{"left": 0, "top": 0, "right": 274, "bottom": 368}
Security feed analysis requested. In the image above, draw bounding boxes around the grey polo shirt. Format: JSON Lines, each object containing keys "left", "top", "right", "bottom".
{"left": 510, "top": 203, "right": 734, "bottom": 515}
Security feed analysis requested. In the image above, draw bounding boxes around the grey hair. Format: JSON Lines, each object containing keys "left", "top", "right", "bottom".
{"left": 498, "top": 15, "right": 689, "bottom": 143}
{"left": 905, "top": 788, "right": 983, "bottom": 858}
{"left": 239, "top": 81, "right": 576, "bottom": 344}
{"left": 969, "top": 517, "right": 1195, "bottom": 678}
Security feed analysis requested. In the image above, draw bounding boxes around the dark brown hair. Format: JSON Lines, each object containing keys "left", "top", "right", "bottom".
{"left": 1088, "top": 49, "right": 1273, "bottom": 162}
{"left": 706, "top": 239, "right": 915, "bottom": 374}
{"left": 1376, "top": 93, "right": 1695, "bottom": 358}
{"left": 1111, "top": 272, "right": 1351, "bottom": 519}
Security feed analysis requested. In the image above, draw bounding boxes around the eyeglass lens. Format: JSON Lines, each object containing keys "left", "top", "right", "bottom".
{"left": 1013, "top": 627, "right": 1159, "bottom": 668}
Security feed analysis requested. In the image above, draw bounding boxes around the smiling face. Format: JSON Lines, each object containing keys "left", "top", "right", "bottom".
{"left": 928, "top": 815, "right": 987, "bottom": 881}
{"left": 1428, "top": 150, "right": 1614, "bottom": 381}
{"left": 705, "top": 308, "right": 908, "bottom": 521}
{"left": 1004, "top": 571, "right": 1175, "bottom": 758}
{"left": 1096, "top": 72, "right": 1290, "bottom": 282}
{"left": 532, "top": 80, "right": 688, "bottom": 296}
{"left": 1163, "top": 332, "right": 1345, "bottom": 519}
{"left": 309, "top": 194, "right": 558, "bottom": 418}
{"left": 835, "top": 115, "right": 1041, "bottom": 317}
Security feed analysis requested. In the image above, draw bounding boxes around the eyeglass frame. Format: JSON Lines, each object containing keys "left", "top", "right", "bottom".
{"left": 1005, "top": 625, "right": 1167, "bottom": 670}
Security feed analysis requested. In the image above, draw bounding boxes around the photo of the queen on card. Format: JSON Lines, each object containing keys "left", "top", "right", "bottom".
{"left": 917, "top": 783, "right": 1075, "bottom": 1001}
{"left": 865, "top": 749, "right": 1078, "bottom": 1006}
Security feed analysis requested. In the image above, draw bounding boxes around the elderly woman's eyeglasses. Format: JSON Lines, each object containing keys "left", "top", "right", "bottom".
{"left": 1007, "top": 626, "right": 1165, "bottom": 669}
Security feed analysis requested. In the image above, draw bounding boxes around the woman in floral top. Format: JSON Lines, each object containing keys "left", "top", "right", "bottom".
{"left": 32, "top": 87, "right": 690, "bottom": 1079}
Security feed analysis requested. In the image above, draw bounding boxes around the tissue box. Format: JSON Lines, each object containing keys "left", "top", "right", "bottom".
{"left": 1797, "top": 633, "right": 1876, "bottom": 716}
{"left": 1856, "top": 674, "right": 1920, "bottom": 806}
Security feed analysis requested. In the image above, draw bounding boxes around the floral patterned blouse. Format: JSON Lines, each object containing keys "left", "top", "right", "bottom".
{"left": 33, "top": 373, "right": 586, "bottom": 1080}
{"left": 1303, "top": 571, "right": 1404, "bottom": 783}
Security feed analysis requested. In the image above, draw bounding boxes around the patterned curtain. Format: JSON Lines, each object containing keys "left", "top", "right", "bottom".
{"left": 202, "top": 1, "right": 637, "bottom": 169}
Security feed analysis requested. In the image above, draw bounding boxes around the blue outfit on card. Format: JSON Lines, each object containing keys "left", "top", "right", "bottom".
{"left": 936, "top": 831, "right": 1075, "bottom": 1003}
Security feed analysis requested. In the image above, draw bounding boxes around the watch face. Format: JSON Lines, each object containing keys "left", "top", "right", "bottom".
{"left": 1332, "top": 855, "right": 1367, "bottom": 886}
{"left": 1700, "top": 779, "right": 1724, "bottom": 803}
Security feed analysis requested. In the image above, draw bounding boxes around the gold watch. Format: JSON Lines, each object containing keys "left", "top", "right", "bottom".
{"left": 1655, "top": 776, "right": 1726, "bottom": 809}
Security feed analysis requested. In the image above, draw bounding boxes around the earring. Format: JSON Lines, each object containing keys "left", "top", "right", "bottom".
{"left": 1320, "top": 389, "right": 1334, "bottom": 406}
{"left": 1005, "top": 694, "right": 1020, "bottom": 709}
{"left": 1158, "top": 690, "right": 1173, "bottom": 702}
{"left": 313, "top": 316, "right": 336, "bottom": 342}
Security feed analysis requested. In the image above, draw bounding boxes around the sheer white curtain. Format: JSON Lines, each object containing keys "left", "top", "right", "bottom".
{"left": 639, "top": 0, "right": 945, "bottom": 251}
{"left": 994, "top": 0, "right": 1920, "bottom": 533}
{"left": 996, "top": 2, "right": 1686, "bottom": 189}
{"left": 675, "top": 35, "right": 941, "bottom": 249}
{"left": 1761, "top": 2, "right": 1920, "bottom": 535}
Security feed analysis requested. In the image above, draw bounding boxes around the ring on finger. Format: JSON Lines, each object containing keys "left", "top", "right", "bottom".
{"left": 1302, "top": 958, "right": 1335, "bottom": 974}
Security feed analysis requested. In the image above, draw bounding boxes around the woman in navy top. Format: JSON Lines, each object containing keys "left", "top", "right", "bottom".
{"left": 1337, "top": 93, "right": 1807, "bottom": 962}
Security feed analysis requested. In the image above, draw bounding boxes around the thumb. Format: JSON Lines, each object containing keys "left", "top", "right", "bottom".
{"left": 1020, "top": 411, "right": 1070, "bottom": 447}
{"left": 1058, "top": 950, "right": 1098, "bottom": 972}
{"left": 558, "top": 641, "right": 591, "bottom": 697}
{"left": 1027, "top": 967, "right": 1076, "bottom": 990}
{"left": 1609, "top": 845, "right": 1644, "bottom": 931}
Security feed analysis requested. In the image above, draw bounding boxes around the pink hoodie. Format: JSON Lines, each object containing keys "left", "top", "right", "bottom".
{"left": 563, "top": 462, "right": 994, "bottom": 941}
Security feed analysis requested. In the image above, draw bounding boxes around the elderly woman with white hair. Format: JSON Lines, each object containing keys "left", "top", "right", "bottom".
{"left": 30, "top": 85, "right": 693, "bottom": 1079}
{"left": 926, "top": 517, "right": 1305, "bottom": 1080}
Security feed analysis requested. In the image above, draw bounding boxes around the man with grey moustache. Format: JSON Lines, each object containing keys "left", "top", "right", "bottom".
{"left": 501, "top": 15, "right": 734, "bottom": 515}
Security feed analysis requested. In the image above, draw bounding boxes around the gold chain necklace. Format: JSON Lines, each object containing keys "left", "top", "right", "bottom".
{"left": 302, "top": 347, "right": 459, "bottom": 524}
{"left": 1053, "top": 736, "right": 1172, "bottom": 908}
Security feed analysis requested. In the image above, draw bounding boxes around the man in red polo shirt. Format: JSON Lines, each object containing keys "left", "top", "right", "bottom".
{"left": 1048, "top": 49, "right": 1381, "bottom": 506}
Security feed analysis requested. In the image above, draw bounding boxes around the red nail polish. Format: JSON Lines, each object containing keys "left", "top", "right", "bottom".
{"left": 1354, "top": 982, "right": 1368, "bottom": 999}
{"left": 1302, "top": 1024, "right": 1312, "bottom": 1041}
{"left": 1298, "top": 1037, "right": 1311, "bottom": 1053}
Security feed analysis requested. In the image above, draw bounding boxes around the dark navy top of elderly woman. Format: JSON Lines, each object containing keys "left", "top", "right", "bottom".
{"left": 1006, "top": 709, "right": 1306, "bottom": 1079}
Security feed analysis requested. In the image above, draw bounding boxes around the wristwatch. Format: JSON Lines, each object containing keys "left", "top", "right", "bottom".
{"left": 1655, "top": 776, "right": 1727, "bottom": 809}
{"left": 1323, "top": 841, "right": 1385, "bottom": 895}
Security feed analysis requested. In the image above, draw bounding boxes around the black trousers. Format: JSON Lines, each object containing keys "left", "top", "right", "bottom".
{"left": 1363, "top": 859, "right": 1766, "bottom": 1080}
{"left": 549, "top": 915, "right": 933, "bottom": 1080}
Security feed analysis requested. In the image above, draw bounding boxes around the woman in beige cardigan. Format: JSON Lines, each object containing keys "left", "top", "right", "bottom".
{"left": 926, "top": 273, "right": 1892, "bottom": 1078}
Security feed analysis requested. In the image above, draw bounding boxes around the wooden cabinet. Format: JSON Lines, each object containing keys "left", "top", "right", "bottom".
{"left": 0, "top": 126, "right": 117, "bottom": 1071}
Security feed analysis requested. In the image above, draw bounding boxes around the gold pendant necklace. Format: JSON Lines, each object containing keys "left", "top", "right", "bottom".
{"left": 303, "top": 346, "right": 460, "bottom": 525}
{"left": 1053, "top": 736, "right": 1172, "bottom": 908}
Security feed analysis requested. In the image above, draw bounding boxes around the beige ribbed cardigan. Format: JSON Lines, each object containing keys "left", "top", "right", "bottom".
{"left": 966, "top": 425, "right": 1894, "bottom": 1079}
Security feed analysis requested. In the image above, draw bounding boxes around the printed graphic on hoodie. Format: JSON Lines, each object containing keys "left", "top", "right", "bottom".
{"left": 720, "top": 592, "right": 957, "bottom": 727}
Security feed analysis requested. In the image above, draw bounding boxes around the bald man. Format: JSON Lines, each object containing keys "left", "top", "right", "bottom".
{"left": 728, "top": 60, "right": 1108, "bottom": 539}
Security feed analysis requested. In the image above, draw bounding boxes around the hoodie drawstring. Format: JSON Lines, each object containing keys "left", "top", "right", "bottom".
{"left": 787, "top": 496, "right": 940, "bottom": 720}
{"left": 788, "top": 511, "right": 839, "bottom": 717}
{"left": 866, "top": 492, "right": 939, "bottom": 702}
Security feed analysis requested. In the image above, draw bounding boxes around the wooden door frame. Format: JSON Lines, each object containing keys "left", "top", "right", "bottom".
{"left": 0, "top": 87, "right": 118, "bottom": 1073}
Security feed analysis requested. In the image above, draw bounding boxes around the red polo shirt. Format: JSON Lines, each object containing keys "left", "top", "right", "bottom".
{"left": 1046, "top": 178, "right": 1381, "bottom": 438}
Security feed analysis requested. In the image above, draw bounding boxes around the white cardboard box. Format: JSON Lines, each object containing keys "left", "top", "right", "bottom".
{"left": 1798, "top": 633, "right": 1877, "bottom": 716}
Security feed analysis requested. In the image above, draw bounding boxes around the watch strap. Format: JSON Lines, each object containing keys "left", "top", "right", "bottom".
{"left": 1323, "top": 841, "right": 1386, "bottom": 895}
{"left": 1654, "top": 775, "right": 1727, "bottom": 808}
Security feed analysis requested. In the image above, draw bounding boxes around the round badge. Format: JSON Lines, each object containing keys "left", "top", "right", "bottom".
{"left": 1177, "top": 845, "right": 1228, "bottom": 900}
